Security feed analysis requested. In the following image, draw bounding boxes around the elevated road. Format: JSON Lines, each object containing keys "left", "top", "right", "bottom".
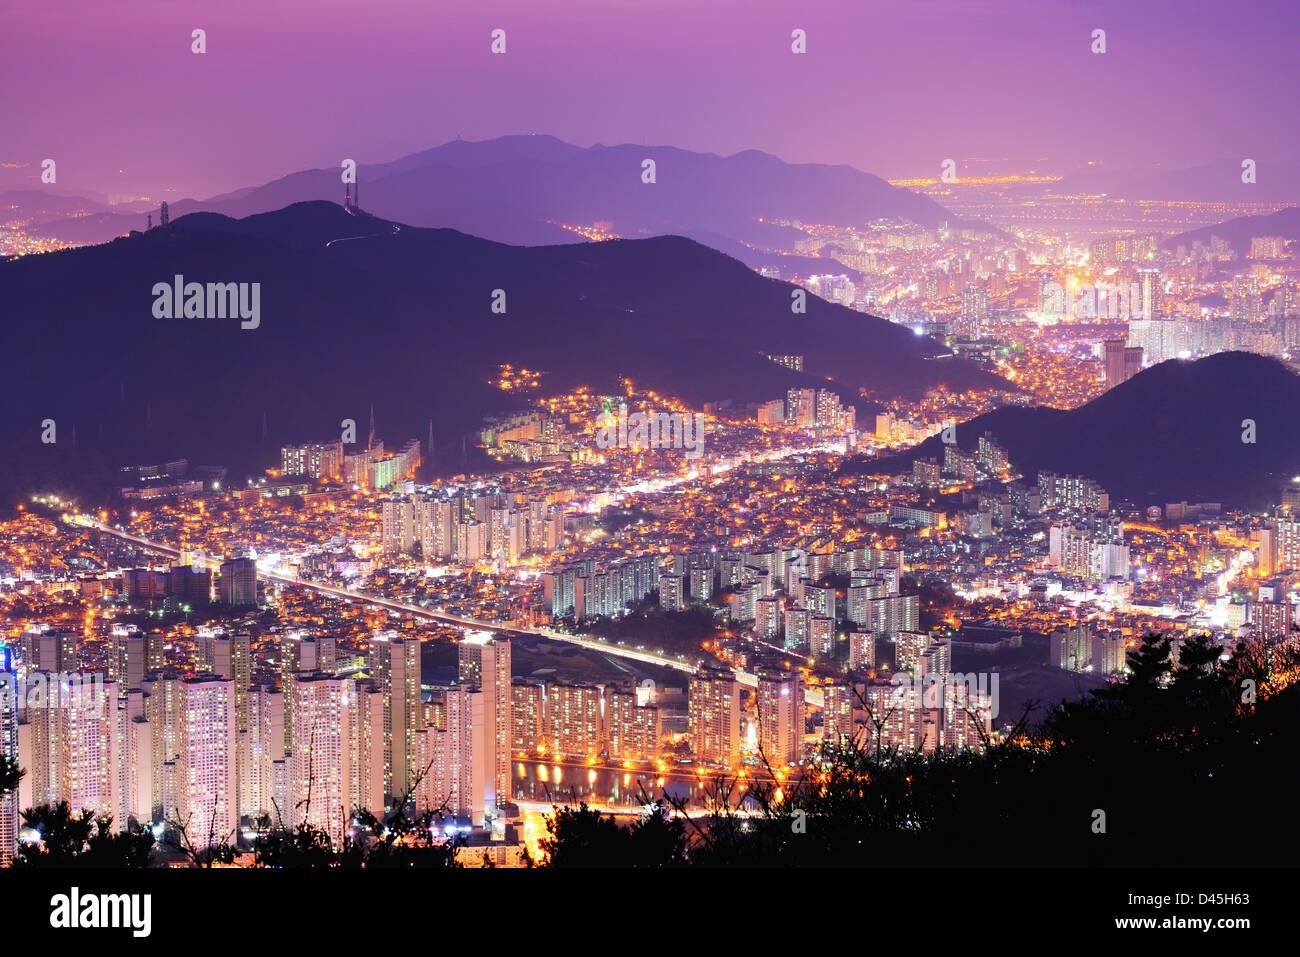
{"left": 72, "top": 516, "right": 823, "bottom": 707}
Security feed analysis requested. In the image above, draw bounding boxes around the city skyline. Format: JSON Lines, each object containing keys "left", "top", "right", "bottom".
{"left": 2, "top": 0, "right": 1298, "bottom": 913}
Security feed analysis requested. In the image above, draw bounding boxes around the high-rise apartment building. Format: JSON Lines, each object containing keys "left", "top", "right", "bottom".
{"left": 368, "top": 633, "right": 422, "bottom": 801}
{"left": 755, "top": 671, "right": 804, "bottom": 767}
{"left": 217, "top": 557, "right": 257, "bottom": 606}
{"left": 544, "top": 681, "right": 604, "bottom": 759}
{"left": 511, "top": 678, "right": 546, "bottom": 753}
{"left": 178, "top": 676, "right": 238, "bottom": 847}
{"left": 689, "top": 669, "right": 741, "bottom": 768}
{"left": 457, "top": 632, "right": 511, "bottom": 809}
{"left": 605, "top": 687, "right": 661, "bottom": 762}
{"left": 289, "top": 674, "right": 355, "bottom": 846}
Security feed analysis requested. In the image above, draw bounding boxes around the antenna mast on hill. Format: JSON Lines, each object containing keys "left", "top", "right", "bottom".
{"left": 344, "top": 168, "right": 359, "bottom": 212}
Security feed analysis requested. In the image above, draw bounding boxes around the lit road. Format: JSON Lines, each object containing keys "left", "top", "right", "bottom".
{"left": 514, "top": 799, "right": 765, "bottom": 819}
{"left": 71, "top": 516, "right": 824, "bottom": 707}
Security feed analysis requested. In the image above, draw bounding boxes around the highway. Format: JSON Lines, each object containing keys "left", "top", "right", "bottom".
{"left": 71, "top": 516, "right": 824, "bottom": 707}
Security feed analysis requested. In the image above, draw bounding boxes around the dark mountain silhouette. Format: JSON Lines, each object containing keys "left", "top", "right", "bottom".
{"left": 1162, "top": 205, "right": 1300, "bottom": 255}
{"left": 0, "top": 201, "right": 1003, "bottom": 505}
{"left": 25, "top": 135, "right": 962, "bottom": 258}
{"left": 842, "top": 352, "right": 1300, "bottom": 509}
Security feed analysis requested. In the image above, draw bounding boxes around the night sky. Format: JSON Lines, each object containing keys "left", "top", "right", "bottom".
{"left": 5, "top": 0, "right": 1297, "bottom": 200}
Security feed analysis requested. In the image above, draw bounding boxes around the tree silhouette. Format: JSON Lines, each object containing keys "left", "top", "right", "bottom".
{"left": 15, "top": 802, "right": 154, "bottom": 867}
{"left": 0, "top": 755, "right": 22, "bottom": 798}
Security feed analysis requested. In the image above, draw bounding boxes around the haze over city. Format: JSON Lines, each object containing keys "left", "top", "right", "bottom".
{"left": 0, "top": 2, "right": 1295, "bottom": 926}
{"left": 6, "top": 0, "right": 1299, "bottom": 199}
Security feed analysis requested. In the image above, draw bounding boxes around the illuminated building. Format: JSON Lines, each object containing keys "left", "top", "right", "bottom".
{"left": 943, "top": 680, "right": 992, "bottom": 753}
{"left": 1048, "top": 522, "right": 1130, "bottom": 581}
{"left": 369, "top": 633, "right": 422, "bottom": 800}
{"left": 144, "top": 672, "right": 183, "bottom": 822}
{"left": 918, "top": 639, "right": 951, "bottom": 682}
{"left": 689, "top": 565, "right": 714, "bottom": 602}
{"left": 756, "top": 595, "right": 783, "bottom": 639}
{"left": 605, "top": 687, "right": 661, "bottom": 762}
{"left": 178, "top": 676, "right": 238, "bottom": 844}
{"left": 659, "top": 573, "right": 687, "bottom": 612}
{"left": 124, "top": 696, "right": 153, "bottom": 827}
{"left": 241, "top": 683, "right": 285, "bottom": 821}
{"left": 418, "top": 498, "right": 456, "bottom": 559}
{"left": 810, "top": 615, "right": 835, "bottom": 658}
{"left": 1102, "top": 340, "right": 1143, "bottom": 389}
{"left": 280, "top": 634, "right": 337, "bottom": 752}
{"left": 1091, "top": 632, "right": 1126, "bottom": 675}
{"left": 783, "top": 608, "right": 810, "bottom": 652}
{"left": 976, "top": 432, "right": 1009, "bottom": 476}
{"left": 209, "top": 633, "right": 252, "bottom": 732}
{"left": 289, "top": 674, "right": 354, "bottom": 846}
{"left": 689, "top": 668, "right": 741, "bottom": 768}
{"left": 944, "top": 445, "right": 976, "bottom": 482}
{"left": 458, "top": 632, "right": 511, "bottom": 807}
{"left": 20, "top": 676, "right": 119, "bottom": 825}
{"left": 1273, "top": 514, "right": 1300, "bottom": 572}
{"left": 1049, "top": 624, "right": 1090, "bottom": 671}
{"left": 350, "top": 679, "right": 385, "bottom": 817}
{"left": 455, "top": 521, "right": 487, "bottom": 563}
{"left": 912, "top": 457, "right": 941, "bottom": 487}
{"left": 868, "top": 594, "right": 919, "bottom": 638}
{"left": 425, "top": 685, "right": 487, "bottom": 825}
{"left": 800, "top": 581, "right": 835, "bottom": 619}
{"left": 729, "top": 583, "right": 760, "bottom": 622}
{"left": 822, "top": 679, "right": 868, "bottom": 748}
{"left": 511, "top": 678, "right": 546, "bottom": 752}
{"left": 1038, "top": 472, "right": 1109, "bottom": 513}
{"left": 281, "top": 440, "right": 344, "bottom": 481}
{"left": 381, "top": 499, "right": 419, "bottom": 554}
{"left": 863, "top": 683, "right": 925, "bottom": 753}
{"left": 544, "top": 681, "right": 604, "bottom": 758}
{"left": 755, "top": 671, "right": 803, "bottom": 767}
{"left": 895, "top": 632, "right": 930, "bottom": 672}
{"left": 544, "top": 566, "right": 579, "bottom": 618}
{"left": 1253, "top": 601, "right": 1294, "bottom": 641}
{"left": 848, "top": 631, "right": 875, "bottom": 672}
{"left": 0, "top": 659, "right": 18, "bottom": 863}
{"left": 786, "top": 388, "right": 816, "bottom": 427}
{"left": 757, "top": 399, "right": 785, "bottom": 426}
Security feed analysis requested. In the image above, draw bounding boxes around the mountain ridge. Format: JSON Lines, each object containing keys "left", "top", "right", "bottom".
{"left": 842, "top": 351, "right": 1300, "bottom": 509}
{"left": 0, "top": 200, "right": 1005, "bottom": 504}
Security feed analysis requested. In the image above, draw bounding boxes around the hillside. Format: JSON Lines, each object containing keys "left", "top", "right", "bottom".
{"left": 0, "top": 201, "right": 1004, "bottom": 504}
{"left": 843, "top": 352, "right": 1300, "bottom": 509}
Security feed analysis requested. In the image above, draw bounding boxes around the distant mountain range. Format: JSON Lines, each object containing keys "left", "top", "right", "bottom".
{"left": 843, "top": 352, "right": 1300, "bottom": 509}
{"left": 1162, "top": 205, "right": 1300, "bottom": 255}
{"left": 16, "top": 135, "right": 961, "bottom": 275}
{"left": 0, "top": 201, "right": 1004, "bottom": 505}
{"left": 1057, "top": 158, "right": 1300, "bottom": 204}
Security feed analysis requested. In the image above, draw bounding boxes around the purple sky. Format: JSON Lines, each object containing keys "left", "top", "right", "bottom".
{"left": 5, "top": 0, "right": 1297, "bottom": 201}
